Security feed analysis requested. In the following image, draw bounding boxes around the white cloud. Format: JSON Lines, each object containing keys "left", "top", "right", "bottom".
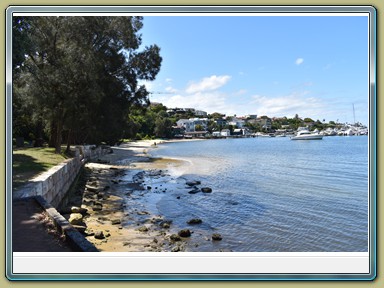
{"left": 250, "top": 92, "right": 325, "bottom": 118}
{"left": 151, "top": 88, "right": 330, "bottom": 120}
{"left": 185, "top": 75, "right": 231, "bottom": 94}
{"left": 295, "top": 58, "right": 304, "bottom": 65}
{"left": 138, "top": 80, "right": 153, "bottom": 91}
{"left": 234, "top": 89, "right": 247, "bottom": 96}
{"left": 153, "top": 91, "right": 229, "bottom": 114}
{"left": 165, "top": 86, "right": 178, "bottom": 93}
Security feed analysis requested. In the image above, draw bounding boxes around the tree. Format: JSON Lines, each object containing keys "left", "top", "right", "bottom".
{"left": 194, "top": 124, "right": 204, "bottom": 131}
{"left": 154, "top": 117, "right": 173, "bottom": 138}
{"left": 14, "top": 16, "right": 162, "bottom": 152}
{"left": 209, "top": 112, "right": 225, "bottom": 120}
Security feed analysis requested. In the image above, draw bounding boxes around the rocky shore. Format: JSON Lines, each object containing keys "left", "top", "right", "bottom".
{"left": 60, "top": 140, "right": 223, "bottom": 252}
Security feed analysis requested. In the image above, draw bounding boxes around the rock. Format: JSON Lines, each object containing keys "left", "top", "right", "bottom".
{"left": 212, "top": 233, "right": 223, "bottom": 241}
{"left": 82, "top": 199, "right": 94, "bottom": 206}
{"left": 137, "top": 211, "right": 149, "bottom": 215}
{"left": 201, "top": 187, "right": 212, "bottom": 193}
{"left": 161, "top": 223, "right": 170, "bottom": 229}
{"left": 160, "top": 220, "right": 172, "bottom": 229}
{"left": 138, "top": 226, "right": 149, "bottom": 232}
{"left": 150, "top": 217, "right": 163, "bottom": 224}
{"left": 171, "top": 246, "right": 181, "bottom": 252}
{"left": 187, "top": 218, "right": 202, "bottom": 225}
{"left": 147, "top": 186, "right": 152, "bottom": 190}
{"left": 178, "top": 229, "right": 191, "bottom": 238}
{"left": 94, "top": 231, "right": 105, "bottom": 239}
{"left": 72, "top": 225, "right": 87, "bottom": 234}
{"left": 69, "top": 213, "right": 84, "bottom": 225}
{"left": 186, "top": 180, "right": 201, "bottom": 187}
{"left": 170, "top": 234, "right": 181, "bottom": 242}
{"left": 92, "top": 204, "right": 103, "bottom": 211}
{"left": 176, "top": 196, "right": 181, "bottom": 199}
{"left": 84, "top": 229, "right": 94, "bottom": 236}
{"left": 71, "top": 206, "right": 88, "bottom": 215}
{"left": 188, "top": 188, "right": 200, "bottom": 194}
{"left": 85, "top": 185, "right": 99, "bottom": 192}
{"left": 111, "top": 219, "right": 121, "bottom": 225}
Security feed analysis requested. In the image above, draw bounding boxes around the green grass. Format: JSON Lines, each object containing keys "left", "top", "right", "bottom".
{"left": 12, "top": 147, "right": 69, "bottom": 189}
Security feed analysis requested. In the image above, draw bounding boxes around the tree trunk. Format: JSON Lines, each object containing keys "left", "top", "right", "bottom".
{"left": 65, "top": 129, "right": 72, "bottom": 154}
{"left": 49, "top": 120, "right": 57, "bottom": 148}
{"left": 55, "top": 119, "right": 63, "bottom": 154}
{"left": 34, "top": 117, "right": 44, "bottom": 147}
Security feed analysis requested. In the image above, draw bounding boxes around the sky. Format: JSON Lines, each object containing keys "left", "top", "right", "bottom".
{"left": 138, "top": 15, "right": 370, "bottom": 125}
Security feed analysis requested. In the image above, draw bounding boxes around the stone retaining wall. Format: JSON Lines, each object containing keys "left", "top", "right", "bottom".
{"left": 13, "top": 145, "right": 111, "bottom": 207}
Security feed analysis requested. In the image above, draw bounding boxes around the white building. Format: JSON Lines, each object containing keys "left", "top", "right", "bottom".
{"left": 176, "top": 119, "right": 194, "bottom": 132}
{"left": 228, "top": 117, "right": 245, "bottom": 128}
{"left": 221, "top": 129, "right": 231, "bottom": 137}
{"left": 176, "top": 118, "right": 209, "bottom": 132}
{"left": 195, "top": 110, "right": 208, "bottom": 117}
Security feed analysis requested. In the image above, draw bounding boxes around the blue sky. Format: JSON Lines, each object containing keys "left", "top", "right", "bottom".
{"left": 139, "top": 15, "right": 369, "bottom": 125}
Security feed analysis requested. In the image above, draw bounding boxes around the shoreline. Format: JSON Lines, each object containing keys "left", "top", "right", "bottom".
{"left": 64, "top": 139, "right": 218, "bottom": 252}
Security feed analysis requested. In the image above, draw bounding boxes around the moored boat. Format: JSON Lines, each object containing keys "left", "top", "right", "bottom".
{"left": 290, "top": 129, "right": 323, "bottom": 140}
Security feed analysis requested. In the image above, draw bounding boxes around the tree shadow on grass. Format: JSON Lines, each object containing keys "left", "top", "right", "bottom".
{"left": 12, "top": 154, "right": 51, "bottom": 189}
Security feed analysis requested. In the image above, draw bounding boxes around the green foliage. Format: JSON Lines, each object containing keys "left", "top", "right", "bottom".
{"left": 303, "top": 117, "right": 315, "bottom": 123}
{"left": 13, "top": 16, "right": 162, "bottom": 151}
{"left": 209, "top": 112, "right": 225, "bottom": 119}
{"left": 194, "top": 124, "right": 204, "bottom": 131}
{"left": 154, "top": 117, "right": 173, "bottom": 138}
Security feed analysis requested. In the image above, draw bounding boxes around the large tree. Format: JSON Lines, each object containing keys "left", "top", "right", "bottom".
{"left": 13, "top": 16, "right": 162, "bottom": 152}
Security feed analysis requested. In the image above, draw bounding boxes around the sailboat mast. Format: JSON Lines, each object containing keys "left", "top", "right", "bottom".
{"left": 353, "top": 103, "right": 356, "bottom": 126}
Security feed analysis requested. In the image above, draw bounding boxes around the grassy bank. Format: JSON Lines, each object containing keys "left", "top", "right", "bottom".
{"left": 12, "top": 147, "right": 69, "bottom": 189}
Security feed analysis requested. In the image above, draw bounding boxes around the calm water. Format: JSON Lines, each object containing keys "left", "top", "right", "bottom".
{"left": 148, "top": 136, "right": 369, "bottom": 252}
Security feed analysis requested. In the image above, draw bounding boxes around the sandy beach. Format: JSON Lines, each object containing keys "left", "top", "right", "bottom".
{"left": 61, "top": 139, "right": 216, "bottom": 252}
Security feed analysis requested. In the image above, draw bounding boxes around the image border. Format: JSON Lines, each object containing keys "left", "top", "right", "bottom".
{"left": 4, "top": 4, "right": 377, "bottom": 282}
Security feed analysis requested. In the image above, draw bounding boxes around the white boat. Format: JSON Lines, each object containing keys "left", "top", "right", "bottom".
{"left": 290, "top": 129, "right": 323, "bottom": 140}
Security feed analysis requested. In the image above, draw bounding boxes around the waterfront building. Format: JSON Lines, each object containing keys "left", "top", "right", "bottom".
{"left": 228, "top": 117, "right": 245, "bottom": 128}
{"left": 214, "top": 118, "right": 227, "bottom": 127}
{"left": 221, "top": 129, "right": 231, "bottom": 137}
{"left": 176, "top": 119, "right": 194, "bottom": 132}
{"left": 176, "top": 118, "right": 209, "bottom": 132}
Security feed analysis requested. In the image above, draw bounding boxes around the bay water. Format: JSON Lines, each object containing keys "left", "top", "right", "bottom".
{"left": 147, "top": 136, "right": 369, "bottom": 252}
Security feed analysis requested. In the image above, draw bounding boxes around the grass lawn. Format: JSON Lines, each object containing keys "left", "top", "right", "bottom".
{"left": 12, "top": 147, "right": 69, "bottom": 189}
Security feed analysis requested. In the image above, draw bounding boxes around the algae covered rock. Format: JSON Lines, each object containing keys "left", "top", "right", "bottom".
{"left": 178, "top": 229, "right": 191, "bottom": 237}
{"left": 212, "top": 233, "right": 223, "bottom": 241}
{"left": 187, "top": 218, "right": 203, "bottom": 225}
